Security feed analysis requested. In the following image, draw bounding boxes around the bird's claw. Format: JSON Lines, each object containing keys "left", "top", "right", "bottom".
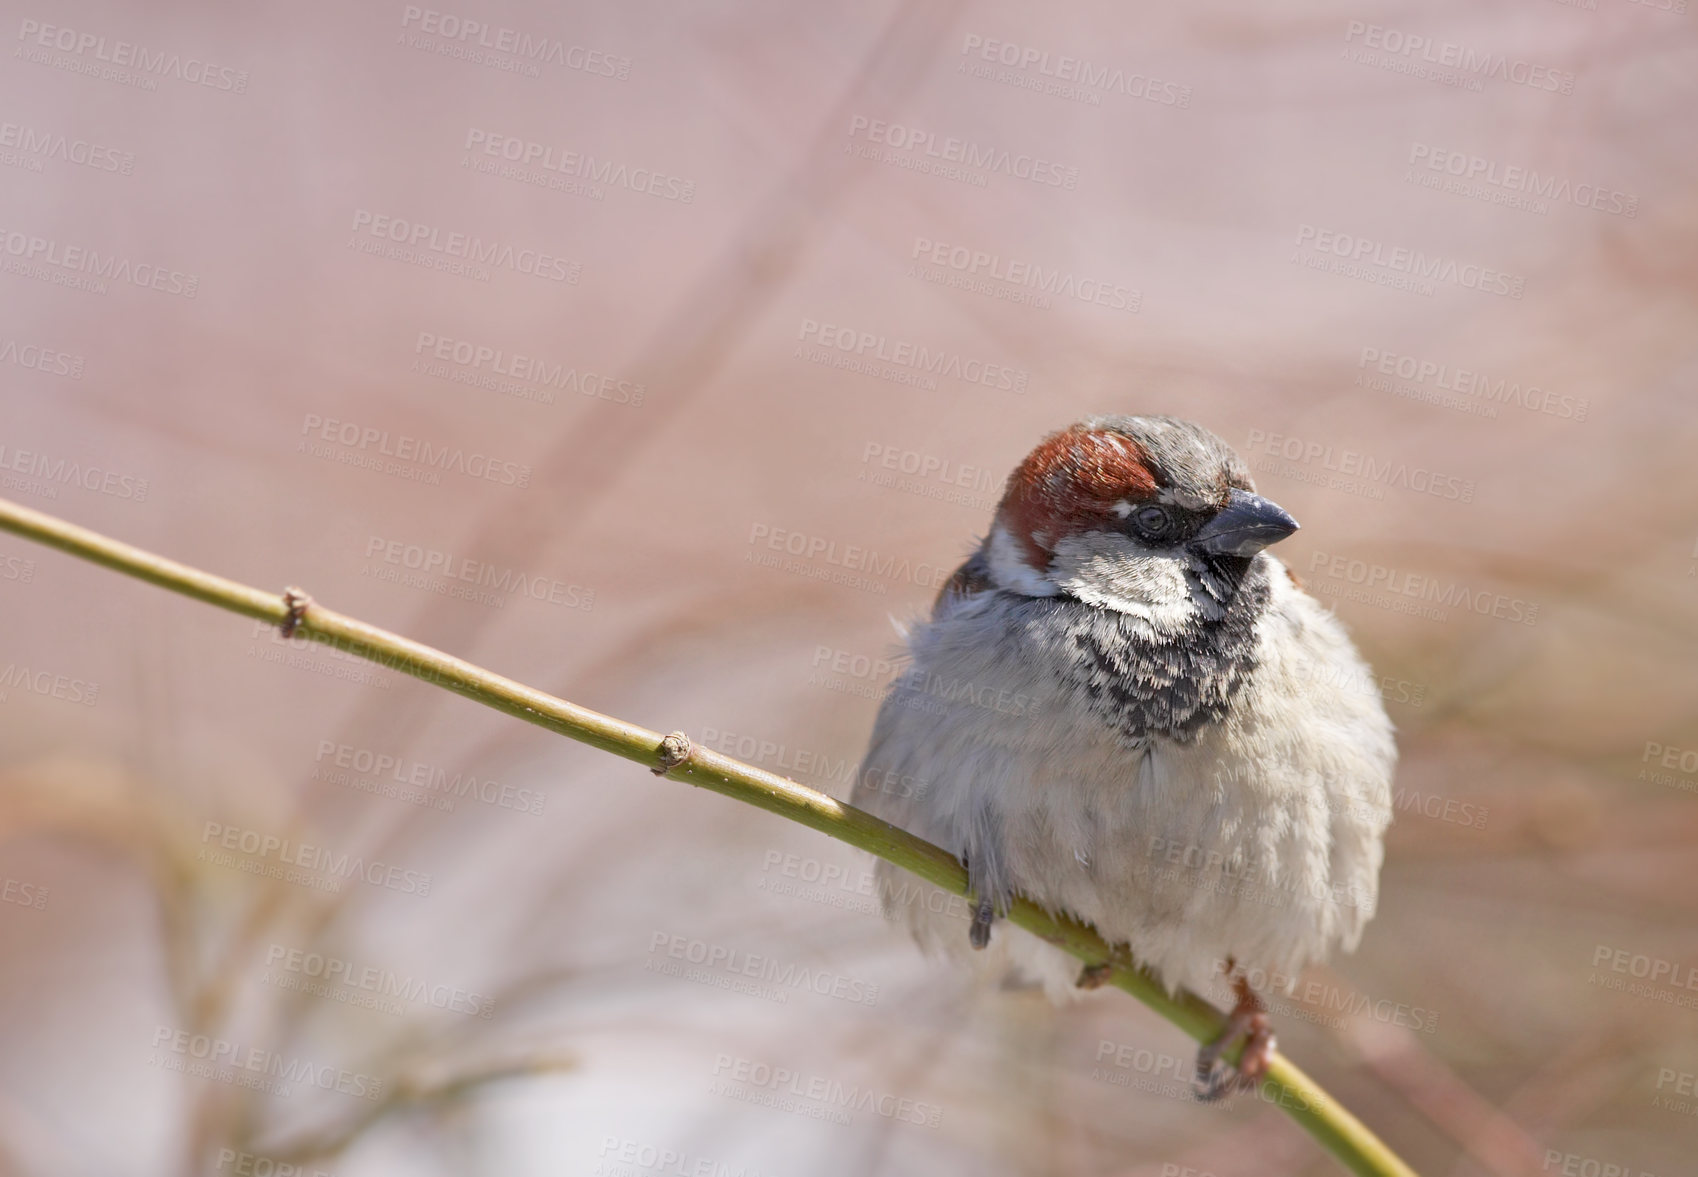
{"left": 1076, "top": 962, "right": 1114, "bottom": 989}
{"left": 1194, "top": 1007, "right": 1275, "bottom": 1102}
{"left": 968, "top": 895, "right": 995, "bottom": 949}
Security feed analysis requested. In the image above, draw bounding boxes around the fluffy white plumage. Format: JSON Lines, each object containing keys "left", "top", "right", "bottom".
{"left": 851, "top": 418, "right": 1396, "bottom": 1006}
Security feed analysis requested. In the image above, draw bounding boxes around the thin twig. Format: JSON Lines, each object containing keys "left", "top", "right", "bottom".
{"left": 0, "top": 494, "right": 1420, "bottom": 1177}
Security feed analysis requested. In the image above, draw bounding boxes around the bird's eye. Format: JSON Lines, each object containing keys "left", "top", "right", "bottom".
{"left": 1132, "top": 505, "right": 1173, "bottom": 539}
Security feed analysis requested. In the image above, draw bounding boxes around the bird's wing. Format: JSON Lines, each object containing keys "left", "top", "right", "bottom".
{"left": 929, "top": 549, "right": 993, "bottom": 617}
{"left": 849, "top": 550, "right": 991, "bottom": 831}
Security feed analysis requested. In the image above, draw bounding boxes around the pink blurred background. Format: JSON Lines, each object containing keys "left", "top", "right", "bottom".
{"left": 2, "top": 1, "right": 1697, "bottom": 1174}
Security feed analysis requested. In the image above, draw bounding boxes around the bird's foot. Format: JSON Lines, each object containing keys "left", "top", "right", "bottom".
{"left": 1075, "top": 962, "right": 1114, "bottom": 990}
{"left": 961, "top": 849, "right": 1004, "bottom": 950}
{"left": 1194, "top": 977, "right": 1276, "bottom": 1102}
{"left": 968, "top": 894, "right": 996, "bottom": 949}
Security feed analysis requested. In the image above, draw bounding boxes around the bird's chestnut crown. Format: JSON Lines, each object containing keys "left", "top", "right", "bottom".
{"left": 987, "top": 416, "right": 1298, "bottom": 595}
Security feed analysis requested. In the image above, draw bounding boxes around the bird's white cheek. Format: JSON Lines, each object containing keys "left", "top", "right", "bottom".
{"left": 1049, "top": 532, "right": 1207, "bottom": 633}
{"left": 986, "top": 524, "right": 1061, "bottom": 597}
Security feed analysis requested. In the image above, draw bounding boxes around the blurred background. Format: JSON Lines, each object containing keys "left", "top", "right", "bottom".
{"left": 2, "top": 1, "right": 1696, "bottom": 1173}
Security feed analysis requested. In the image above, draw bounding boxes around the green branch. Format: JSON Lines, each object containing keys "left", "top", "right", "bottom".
{"left": 0, "top": 495, "right": 1418, "bottom": 1177}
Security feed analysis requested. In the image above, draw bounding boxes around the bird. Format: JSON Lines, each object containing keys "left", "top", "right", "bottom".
{"left": 849, "top": 415, "right": 1395, "bottom": 1097}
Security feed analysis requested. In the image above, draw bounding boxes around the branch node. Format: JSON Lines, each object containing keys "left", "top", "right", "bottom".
{"left": 652, "top": 731, "right": 693, "bottom": 775}
{"left": 280, "top": 586, "right": 314, "bottom": 639}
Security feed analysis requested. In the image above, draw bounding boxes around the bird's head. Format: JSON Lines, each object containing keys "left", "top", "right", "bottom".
{"left": 984, "top": 415, "right": 1298, "bottom": 624}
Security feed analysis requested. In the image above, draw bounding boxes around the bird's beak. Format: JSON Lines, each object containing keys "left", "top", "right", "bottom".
{"left": 1190, "top": 489, "right": 1300, "bottom": 558}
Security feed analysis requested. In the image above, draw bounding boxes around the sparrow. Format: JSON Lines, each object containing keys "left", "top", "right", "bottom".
{"left": 850, "top": 415, "right": 1395, "bottom": 1097}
